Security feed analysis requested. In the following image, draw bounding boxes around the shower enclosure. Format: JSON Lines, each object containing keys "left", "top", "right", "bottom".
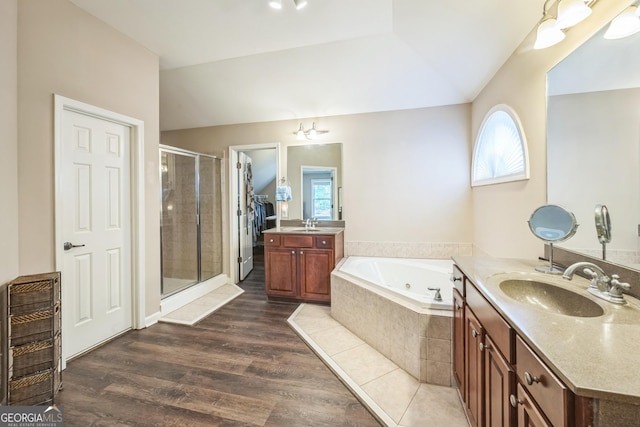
{"left": 160, "top": 146, "right": 223, "bottom": 297}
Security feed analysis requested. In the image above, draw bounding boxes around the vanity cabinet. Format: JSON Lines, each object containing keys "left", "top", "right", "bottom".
{"left": 453, "top": 263, "right": 574, "bottom": 427}
{"left": 465, "top": 306, "right": 484, "bottom": 427}
{"left": 452, "top": 288, "right": 465, "bottom": 391}
{"left": 264, "top": 231, "right": 343, "bottom": 303}
{"left": 514, "top": 335, "right": 571, "bottom": 427}
{"left": 514, "top": 383, "right": 550, "bottom": 427}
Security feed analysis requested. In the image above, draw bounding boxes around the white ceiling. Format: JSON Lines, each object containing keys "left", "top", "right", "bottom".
{"left": 69, "top": 0, "right": 542, "bottom": 130}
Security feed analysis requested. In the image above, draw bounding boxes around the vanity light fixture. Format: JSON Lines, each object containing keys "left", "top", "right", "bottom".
{"left": 293, "top": 122, "right": 329, "bottom": 140}
{"left": 556, "top": 0, "right": 592, "bottom": 29}
{"left": 534, "top": 0, "right": 597, "bottom": 50}
{"left": 535, "top": 17, "right": 566, "bottom": 49}
{"left": 270, "top": 0, "right": 307, "bottom": 10}
{"left": 293, "top": 0, "right": 308, "bottom": 10}
{"left": 604, "top": 5, "right": 640, "bottom": 39}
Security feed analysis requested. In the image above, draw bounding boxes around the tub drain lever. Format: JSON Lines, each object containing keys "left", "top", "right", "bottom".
{"left": 427, "top": 287, "right": 442, "bottom": 302}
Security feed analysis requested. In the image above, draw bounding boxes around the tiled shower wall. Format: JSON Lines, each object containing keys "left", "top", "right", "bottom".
{"left": 161, "top": 151, "right": 223, "bottom": 285}
{"left": 162, "top": 153, "right": 198, "bottom": 281}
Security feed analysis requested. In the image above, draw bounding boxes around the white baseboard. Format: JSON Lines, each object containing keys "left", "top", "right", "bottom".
{"left": 160, "top": 274, "right": 230, "bottom": 316}
{"left": 145, "top": 311, "right": 162, "bottom": 327}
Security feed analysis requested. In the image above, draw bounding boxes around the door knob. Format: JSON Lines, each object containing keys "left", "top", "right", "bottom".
{"left": 63, "top": 242, "right": 85, "bottom": 251}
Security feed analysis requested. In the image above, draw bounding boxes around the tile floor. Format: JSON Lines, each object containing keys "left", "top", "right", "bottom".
{"left": 288, "top": 303, "right": 469, "bottom": 427}
{"left": 159, "top": 283, "right": 244, "bottom": 325}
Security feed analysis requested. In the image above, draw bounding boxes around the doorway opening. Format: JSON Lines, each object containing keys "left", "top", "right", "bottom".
{"left": 229, "top": 143, "right": 280, "bottom": 285}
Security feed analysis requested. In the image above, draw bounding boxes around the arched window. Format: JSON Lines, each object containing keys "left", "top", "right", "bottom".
{"left": 472, "top": 104, "right": 529, "bottom": 186}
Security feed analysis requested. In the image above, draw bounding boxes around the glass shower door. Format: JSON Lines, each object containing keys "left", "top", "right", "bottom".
{"left": 161, "top": 151, "right": 198, "bottom": 296}
{"left": 199, "top": 156, "right": 223, "bottom": 281}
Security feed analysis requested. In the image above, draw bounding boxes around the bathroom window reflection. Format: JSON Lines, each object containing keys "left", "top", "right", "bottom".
{"left": 311, "top": 178, "right": 332, "bottom": 220}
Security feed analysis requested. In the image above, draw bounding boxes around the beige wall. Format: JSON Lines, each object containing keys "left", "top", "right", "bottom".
{"left": 17, "top": 0, "right": 162, "bottom": 315}
{"left": 162, "top": 104, "right": 473, "bottom": 256}
{"left": 471, "top": 0, "right": 634, "bottom": 259}
{"left": 0, "top": 0, "right": 18, "bottom": 285}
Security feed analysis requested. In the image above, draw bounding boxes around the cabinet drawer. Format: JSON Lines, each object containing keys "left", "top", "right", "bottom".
{"left": 264, "top": 235, "right": 281, "bottom": 246}
{"left": 451, "top": 265, "right": 465, "bottom": 295}
{"left": 466, "top": 283, "right": 513, "bottom": 363}
{"left": 516, "top": 335, "right": 571, "bottom": 427}
{"left": 9, "top": 272, "right": 61, "bottom": 315}
{"left": 314, "top": 236, "right": 334, "bottom": 249}
{"left": 283, "top": 235, "right": 314, "bottom": 248}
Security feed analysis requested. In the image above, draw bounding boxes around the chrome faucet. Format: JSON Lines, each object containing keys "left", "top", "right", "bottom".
{"left": 562, "top": 261, "right": 629, "bottom": 305}
{"left": 303, "top": 218, "right": 318, "bottom": 229}
{"left": 562, "top": 262, "right": 608, "bottom": 291}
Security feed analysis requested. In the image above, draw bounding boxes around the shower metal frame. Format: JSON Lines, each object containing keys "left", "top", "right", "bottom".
{"left": 159, "top": 145, "right": 222, "bottom": 298}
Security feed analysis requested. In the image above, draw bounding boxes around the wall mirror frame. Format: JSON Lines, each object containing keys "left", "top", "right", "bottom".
{"left": 546, "top": 2, "right": 640, "bottom": 269}
{"left": 286, "top": 142, "right": 343, "bottom": 220}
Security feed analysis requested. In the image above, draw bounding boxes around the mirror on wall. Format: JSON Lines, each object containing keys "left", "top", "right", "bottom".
{"left": 546, "top": 10, "right": 640, "bottom": 268}
{"left": 286, "top": 143, "right": 342, "bottom": 220}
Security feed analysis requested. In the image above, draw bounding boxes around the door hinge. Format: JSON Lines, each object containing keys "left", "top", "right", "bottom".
{"left": 237, "top": 209, "right": 242, "bottom": 216}
{"left": 238, "top": 256, "right": 243, "bottom": 263}
{"left": 236, "top": 162, "right": 242, "bottom": 169}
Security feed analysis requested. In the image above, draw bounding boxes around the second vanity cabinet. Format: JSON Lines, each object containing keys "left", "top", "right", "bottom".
{"left": 264, "top": 230, "right": 344, "bottom": 303}
{"left": 452, "top": 264, "right": 575, "bottom": 427}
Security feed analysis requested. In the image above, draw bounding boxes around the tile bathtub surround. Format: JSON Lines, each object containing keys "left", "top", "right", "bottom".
{"left": 345, "top": 241, "right": 472, "bottom": 259}
{"left": 288, "top": 304, "right": 468, "bottom": 427}
{"left": 331, "top": 273, "right": 453, "bottom": 385}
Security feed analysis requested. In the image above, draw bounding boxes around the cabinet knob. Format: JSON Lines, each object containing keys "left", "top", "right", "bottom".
{"left": 524, "top": 371, "right": 540, "bottom": 386}
{"left": 300, "top": 251, "right": 304, "bottom": 254}
{"left": 452, "top": 276, "right": 462, "bottom": 282}
{"left": 291, "top": 250, "right": 295, "bottom": 254}
{"left": 472, "top": 329, "right": 479, "bottom": 338}
{"left": 322, "top": 240, "right": 326, "bottom": 245}
{"left": 270, "top": 239, "right": 274, "bottom": 243}
{"left": 480, "top": 342, "right": 490, "bottom": 352}
{"left": 510, "top": 394, "right": 523, "bottom": 408}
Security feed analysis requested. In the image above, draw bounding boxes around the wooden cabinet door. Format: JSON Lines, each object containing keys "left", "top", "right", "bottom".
{"left": 453, "top": 288, "right": 465, "bottom": 394}
{"left": 515, "top": 383, "right": 551, "bottom": 427}
{"left": 264, "top": 247, "right": 297, "bottom": 297}
{"left": 466, "top": 307, "right": 484, "bottom": 427}
{"left": 484, "top": 334, "right": 514, "bottom": 427}
{"left": 298, "top": 249, "right": 332, "bottom": 302}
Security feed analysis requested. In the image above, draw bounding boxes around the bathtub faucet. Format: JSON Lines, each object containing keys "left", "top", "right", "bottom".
{"left": 428, "top": 287, "right": 442, "bottom": 302}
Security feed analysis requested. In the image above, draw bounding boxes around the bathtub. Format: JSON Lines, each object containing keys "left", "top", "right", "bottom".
{"left": 331, "top": 256, "right": 454, "bottom": 386}
{"left": 337, "top": 256, "right": 453, "bottom": 310}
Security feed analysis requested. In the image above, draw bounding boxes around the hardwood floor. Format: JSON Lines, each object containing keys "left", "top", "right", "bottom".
{"left": 56, "top": 249, "right": 381, "bottom": 426}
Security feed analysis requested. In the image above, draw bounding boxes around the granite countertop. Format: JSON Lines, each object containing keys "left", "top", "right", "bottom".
{"left": 453, "top": 256, "right": 640, "bottom": 405}
{"left": 262, "top": 226, "right": 344, "bottom": 235}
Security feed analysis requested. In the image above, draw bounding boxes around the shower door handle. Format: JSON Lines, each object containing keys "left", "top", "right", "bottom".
{"left": 63, "top": 242, "right": 85, "bottom": 251}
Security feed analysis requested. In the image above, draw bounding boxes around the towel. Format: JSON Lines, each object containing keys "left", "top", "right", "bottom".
{"left": 275, "top": 185, "right": 292, "bottom": 201}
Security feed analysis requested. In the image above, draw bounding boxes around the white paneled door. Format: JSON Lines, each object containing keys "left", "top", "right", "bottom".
{"left": 60, "top": 109, "right": 132, "bottom": 360}
{"left": 238, "top": 152, "right": 254, "bottom": 280}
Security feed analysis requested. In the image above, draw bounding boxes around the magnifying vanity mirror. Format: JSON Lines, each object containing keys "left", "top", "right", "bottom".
{"left": 287, "top": 143, "right": 342, "bottom": 220}
{"left": 547, "top": 5, "right": 640, "bottom": 268}
{"left": 528, "top": 205, "right": 579, "bottom": 274}
{"left": 595, "top": 204, "right": 612, "bottom": 260}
